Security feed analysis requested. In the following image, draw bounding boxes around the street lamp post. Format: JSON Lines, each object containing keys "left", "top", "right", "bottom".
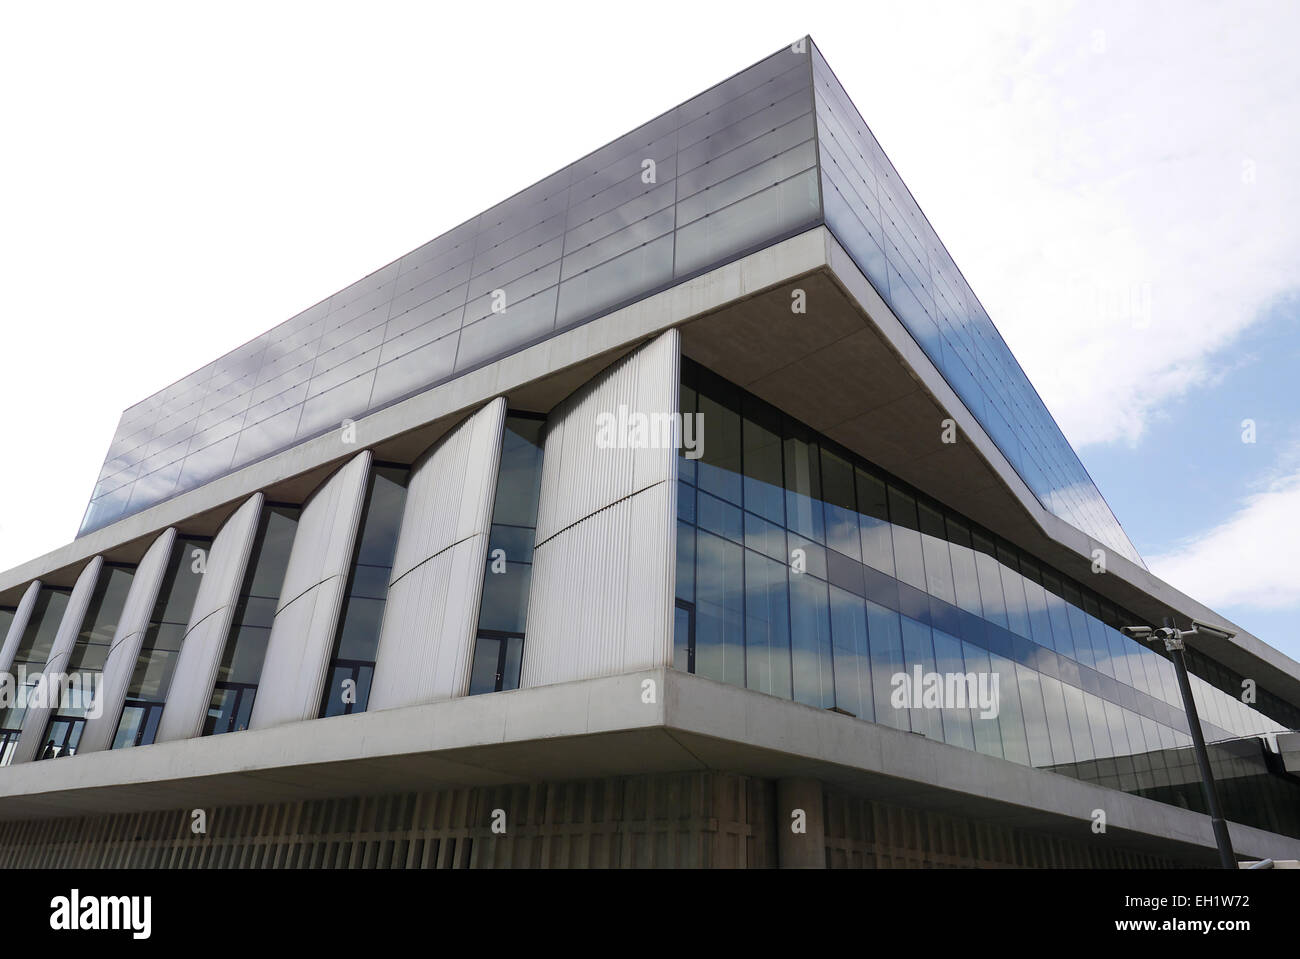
{"left": 1121, "top": 618, "right": 1238, "bottom": 869}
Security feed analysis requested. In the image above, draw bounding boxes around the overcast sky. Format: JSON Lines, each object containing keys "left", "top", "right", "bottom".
{"left": 1, "top": 1, "right": 1296, "bottom": 659}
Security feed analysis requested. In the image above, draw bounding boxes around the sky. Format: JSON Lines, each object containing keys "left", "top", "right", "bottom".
{"left": 0, "top": 1, "right": 1296, "bottom": 659}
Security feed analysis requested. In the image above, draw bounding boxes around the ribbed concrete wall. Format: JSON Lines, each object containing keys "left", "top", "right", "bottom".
{"left": 368, "top": 398, "right": 506, "bottom": 710}
{"left": 0, "top": 581, "right": 42, "bottom": 680}
{"left": 249, "top": 452, "right": 371, "bottom": 730}
{"left": 521, "top": 330, "right": 678, "bottom": 687}
{"left": 156, "top": 494, "right": 264, "bottom": 744}
{"left": 78, "top": 529, "right": 177, "bottom": 755}
{"left": 11, "top": 557, "right": 103, "bottom": 764}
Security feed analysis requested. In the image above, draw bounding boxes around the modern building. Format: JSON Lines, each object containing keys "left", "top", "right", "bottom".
{"left": 1, "top": 38, "right": 1297, "bottom": 869}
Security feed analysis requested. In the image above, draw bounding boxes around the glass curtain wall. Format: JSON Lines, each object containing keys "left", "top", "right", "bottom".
{"left": 468, "top": 413, "right": 546, "bottom": 694}
{"left": 0, "top": 587, "right": 71, "bottom": 765}
{"left": 113, "top": 536, "right": 211, "bottom": 748}
{"left": 37, "top": 565, "right": 135, "bottom": 759}
{"left": 320, "top": 464, "right": 410, "bottom": 717}
{"left": 202, "top": 505, "right": 300, "bottom": 735}
{"left": 676, "top": 358, "right": 1300, "bottom": 835}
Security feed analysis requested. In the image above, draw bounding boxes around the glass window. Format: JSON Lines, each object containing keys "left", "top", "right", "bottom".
{"left": 866, "top": 601, "right": 908, "bottom": 732}
{"left": 203, "top": 505, "right": 300, "bottom": 736}
{"left": 855, "top": 467, "right": 894, "bottom": 577}
{"left": 899, "top": 615, "right": 942, "bottom": 742}
{"left": 320, "top": 465, "right": 410, "bottom": 717}
{"left": 0, "top": 587, "right": 71, "bottom": 761}
{"left": 697, "top": 391, "right": 743, "bottom": 506}
{"left": 789, "top": 571, "right": 835, "bottom": 709}
{"left": 932, "top": 629, "right": 975, "bottom": 750}
{"left": 743, "top": 551, "right": 791, "bottom": 699}
{"left": 944, "top": 517, "right": 983, "bottom": 616}
{"left": 783, "top": 435, "right": 824, "bottom": 543}
{"left": 694, "top": 530, "right": 745, "bottom": 687}
{"left": 829, "top": 585, "right": 872, "bottom": 721}
{"left": 468, "top": 414, "right": 546, "bottom": 695}
{"left": 36, "top": 566, "right": 134, "bottom": 760}
{"left": 1014, "top": 663, "right": 1055, "bottom": 767}
{"left": 917, "top": 502, "right": 956, "bottom": 606}
{"left": 113, "top": 536, "right": 210, "bottom": 749}
{"left": 820, "top": 448, "right": 859, "bottom": 561}
{"left": 886, "top": 485, "right": 926, "bottom": 591}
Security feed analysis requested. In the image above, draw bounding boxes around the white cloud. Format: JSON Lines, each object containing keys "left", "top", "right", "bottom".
{"left": 824, "top": 0, "right": 1300, "bottom": 450}
{"left": 1148, "top": 469, "right": 1300, "bottom": 610}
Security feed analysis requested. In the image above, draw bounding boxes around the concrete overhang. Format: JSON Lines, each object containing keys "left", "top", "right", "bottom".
{"left": 0, "top": 669, "right": 1294, "bottom": 865}
{"left": 2, "top": 226, "right": 1296, "bottom": 710}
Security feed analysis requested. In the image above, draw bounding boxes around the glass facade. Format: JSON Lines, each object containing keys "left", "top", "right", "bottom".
{"left": 676, "top": 359, "right": 1300, "bottom": 834}
{"left": 320, "top": 465, "right": 410, "bottom": 717}
{"left": 810, "top": 44, "right": 1141, "bottom": 565}
{"left": 113, "top": 535, "right": 210, "bottom": 748}
{"left": 0, "top": 587, "right": 70, "bottom": 765}
{"left": 469, "top": 414, "right": 546, "bottom": 695}
{"left": 202, "top": 505, "right": 300, "bottom": 736}
{"left": 80, "top": 45, "right": 821, "bottom": 537}
{"left": 36, "top": 564, "right": 135, "bottom": 759}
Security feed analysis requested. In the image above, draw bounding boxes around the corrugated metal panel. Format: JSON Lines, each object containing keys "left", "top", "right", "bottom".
{"left": 249, "top": 451, "right": 372, "bottom": 731}
{"left": 522, "top": 330, "right": 679, "bottom": 688}
{"left": 0, "top": 580, "right": 42, "bottom": 679}
{"left": 156, "top": 493, "right": 264, "bottom": 744}
{"left": 11, "top": 556, "right": 104, "bottom": 763}
{"left": 79, "top": 528, "right": 177, "bottom": 755}
{"left": 368, "top": 398, "right": 505, "bottom": 710}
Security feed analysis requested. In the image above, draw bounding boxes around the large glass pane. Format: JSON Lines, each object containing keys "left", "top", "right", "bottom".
{"left": 320, "top": 465, "right": 409, "bottom": 717}
{"left": 694, "top": 530, "right": 745, "bottom": 687}
{"left": 867, "top": 601, "right": 908, "bottom": 732}
{"left": 789, "top": 571, "right": 835, "bottom": 709}
{"left": 743, "top": 550, "right": 791, "bottom": 699}
{"left": 829, "top": 585, "right": 872, "bottom": 721}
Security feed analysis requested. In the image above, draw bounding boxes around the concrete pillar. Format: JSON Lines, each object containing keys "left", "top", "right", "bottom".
{"left": 11, "top": 557, "right": 103, "bottom": 764}
{"left": 78, "top": 528, "right": 177, "bottom": 755}
{"left": 520, "top": 329, "right": 678, "bottom": 688}
{"left": 776, "top": 777, "right": 826, "bottom": 868}
{"left": 249, "top": 451, "right": 371, "bottom": 730}
{"left": 0, "top": 581, "right": 42, "bottom": 679}
{"left": 156, "top": 493, "right": 264, "bottom": 743}
{"left": 368, "top": 398, "right": 506, "bottom": 710}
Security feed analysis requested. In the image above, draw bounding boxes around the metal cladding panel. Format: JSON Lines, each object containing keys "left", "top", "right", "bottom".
{"left": 388, "top": 399, "right": 505, "bottom": 583}
{"left": 248, "top": 451, "right": 371, "bottom": 731}
{"left": 155, "top": 493, "right": 264, "bottom": 744}
{"left": 368, "top": 398, "right": 506, "bottom": 710}
{"left": 78, "top": 528, "right": 176, "bottom": 755}
{"left": 534, "top": 330, "right": 679, "bottom": 543}
{"left": 11, "top": 556, "right": 103, "bottom": 764}
{"left": 0, "top": 581, "right": 42, "bottom": 679}
{"left": 522, "top": 331, "right": 679, "bottom": 688}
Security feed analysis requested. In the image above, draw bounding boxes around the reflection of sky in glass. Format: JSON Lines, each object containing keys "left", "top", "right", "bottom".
{"left": 80, "top": 45, "right": 822, "bottom": 537}
{"left": 810, "top": 42, "right": 1143, "bottom": 568}
{"left": 676, "top": 360, "right": 1300, "bottom": 836}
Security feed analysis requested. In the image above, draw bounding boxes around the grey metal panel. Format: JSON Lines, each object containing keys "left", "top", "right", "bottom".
{"left": 155, "top": 493, "right": 264, "bottom": 744}
{"left": 368, "top": 398, "right": 505, "bottom": 710}
{"left": 521, "top": 330, "right": 679, "bottom": 688}
{"left": 78, "top": 528, "right": 177, "bottom": 755}
{"left": 11, "top": 557, "right": 103, "bottom": 764}
{"left": 248, "top": 451, "right": 371, "bottom": 731}
{"left": 0, "top": 581, "right": 42, "bottom": 680}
